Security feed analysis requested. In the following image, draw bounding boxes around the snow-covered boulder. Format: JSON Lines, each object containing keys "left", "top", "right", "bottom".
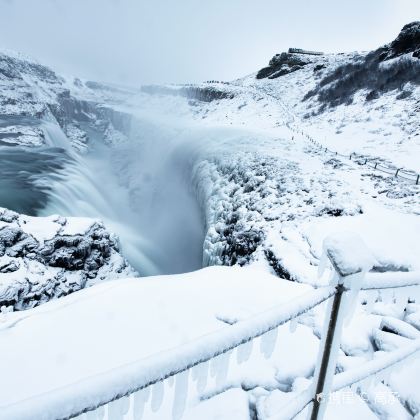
{"left": 0, "top": 207, "right": 136, "bottom": 311}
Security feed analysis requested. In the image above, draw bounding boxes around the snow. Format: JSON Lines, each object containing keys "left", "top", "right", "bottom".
{"left": 0, "top": 266, "right": 323, "bottom": 420}
{"left": 322, "top": 232, "right": 374, "bottom": 277}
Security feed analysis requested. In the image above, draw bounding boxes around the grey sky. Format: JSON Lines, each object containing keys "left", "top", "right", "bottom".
{"left": 0, "top": 0, "right": 419, "bottom": 85}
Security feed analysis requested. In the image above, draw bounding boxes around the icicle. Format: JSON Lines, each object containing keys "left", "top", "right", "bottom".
{"left": 317, "top": 251, "right": 328, "bottom": 278}
{"left": 168, "top": 375, "right": 175, "bottom": 387}
{"left": 380, "top": 289, "right": 393, "bottom": 305}
{"left": 260, "top": 328, "right": 278, "bottom": 358}
{"left": 344, "top": 289, "right": 360, "bottom": 326}
{"left": 215, "top": 350, "right": 232, "bottom": 387}
{"left": 119, "top": 396, "right": 130, "bottom": 416}
{"left": 210, "top": 354, "right": 219, "bottom": 378}
{"left": 382, "top": 366, "right": 392, "bottom": 385}
{"left": 364, "top": 291, "right": 376, "bottom": 314}
{"left": 151, "top": 381, "right": 164, "bottom": 412}
{"left": 289, "top": 318, "right": 298, "bottom": 333}
{"left": 107, "top": 400, "right": 123, "bottom": 420}
{"left": 192, "top": 361, "right": 208, "bottom": 394}
{"left": 85, "top": 409, "right": 98, "bottom": 420}
{"left": 95, "top": 405, "right": 105, "bottom": 420}
{"left": 172, "top": 370, "right": 189, "bottom": 420}
{"left": 133, "top": 387, "right": 150, "bottom": 420}
{"left": 395, "top": 292, "right": 407, "bottom": 314}
{"left": 236, "top": 340, "right": 253, "bottom": 364}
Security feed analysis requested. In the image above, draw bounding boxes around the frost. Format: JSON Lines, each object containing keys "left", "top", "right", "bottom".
{"left": 172, "top": 370, "right": 189, "bottom": 420}
{"left": 133, "top": 387, "right": 150, "bottom": 420}
{"left": 236, "top": 340, "right": 253, "bottom": 364}
{"left": 260, "top": 328, "right": 278, "bottom": 358}
{"left": 151, "top": 380, "right": 164, "bottom": 412}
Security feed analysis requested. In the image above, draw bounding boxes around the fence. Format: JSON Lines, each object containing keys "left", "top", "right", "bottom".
{"left": 305, "top": 135, "right": 420, "bottom": 184}
{"left": 1, "top": 234, "right": 419, "bottom": 420}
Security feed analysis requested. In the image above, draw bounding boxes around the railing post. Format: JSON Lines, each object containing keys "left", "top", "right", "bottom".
{"left": 309, "top": 233, "right": 373, "bottom": 420}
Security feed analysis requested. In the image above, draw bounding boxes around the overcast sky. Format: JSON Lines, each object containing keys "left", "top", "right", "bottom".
{"left": 0, "top": 0, "right": 419, "bottom": 85}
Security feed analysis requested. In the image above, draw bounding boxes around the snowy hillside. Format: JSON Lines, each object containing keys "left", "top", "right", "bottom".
{"left": 0, "top": 21, "right": 419, "bottom": 420}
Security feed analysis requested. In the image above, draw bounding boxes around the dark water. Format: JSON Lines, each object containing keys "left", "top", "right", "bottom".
{"left": 0, "top": 146, "right": 73, "bottom": 215}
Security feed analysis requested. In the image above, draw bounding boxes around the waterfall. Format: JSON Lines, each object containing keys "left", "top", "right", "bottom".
{"left": 39, "top": 110, "right": 206, "bottom": 276}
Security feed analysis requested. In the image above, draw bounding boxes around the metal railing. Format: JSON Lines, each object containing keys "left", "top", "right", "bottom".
{"left": 1, "top": 234, "right": 419, "bottom": 420}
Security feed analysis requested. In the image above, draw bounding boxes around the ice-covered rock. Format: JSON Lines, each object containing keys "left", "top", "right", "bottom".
{"left": 0, "top": 207, "right": 136, "bottom": 310}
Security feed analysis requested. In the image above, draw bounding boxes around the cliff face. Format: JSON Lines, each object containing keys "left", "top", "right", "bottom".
{"left": 0, "top": 207, "right": 136, "bottom": 311}
{"left": 0, "top": 52, "right": 139, "bottom": 311}
{"left": 0, "top": 50, "right": 134, "bottom": 151}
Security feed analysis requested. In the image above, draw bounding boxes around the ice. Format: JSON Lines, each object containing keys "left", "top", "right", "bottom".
{"left": 236, "top": 340, "right": 253, "bottom": 364}
{"left": 133, "top": 387, "right": 150, "bottom": 420}
{"left": 363, "top": 290, "right": 377, "bottom": 314}
{"left": 172, "top": 370, "right": 189, "bottom": 420}
{"left": 86, "top": 407, "right": 104, "bottom": 420}
{"left": 210, "top": 351, "right": 232, "bottom": 387}
{"left": 191, "top": 361, "right": 209, "bottom": 394}
{"left": 151, "top": 381, "right": 164, "bottom": 412}
{"left": 380, "top": 289, "right": 395, "bottom": 305}
{"left": 168, "top": 375, "right": 175, "bottom": 387}
{"left": 107, "top": 400, "right": 123, "bottom": 420}
{"left": 260, "top": 328, "right": 278, "bottom": 358}
{"left": 119, "top": 396, "right": 130, "bottom": 416}
{"left": 289, "top": 318, "right": 298, "bottom": 333}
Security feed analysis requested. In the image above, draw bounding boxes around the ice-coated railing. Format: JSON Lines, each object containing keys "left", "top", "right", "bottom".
{"left": 1, "top": 287, "right": 335, "bottom": 420}
{"left": 269, "top": 233, "right": 420, "bottom": 420}
{"left": 1, "top": 233, "right": 419, "bottom": 420}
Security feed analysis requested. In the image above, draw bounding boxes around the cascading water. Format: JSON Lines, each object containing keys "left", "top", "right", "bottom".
{"left": 37, "top": 110, "right": 206, "bottom": 276}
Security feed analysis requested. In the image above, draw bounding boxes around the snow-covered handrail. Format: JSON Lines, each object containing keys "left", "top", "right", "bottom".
{"left": 267, "top": 339, "right": 420, "bottom": 420}
{"left": 0, "top": 287, "right": 335, "bottom": 420}
{"left": 362, "top": 271, "right": 420, "bottom": 290}
{"left": 270, "top": 233, "right": 420, "bottom": 420}
{"left": 332, "top": 338, "right": 420, "bottom": 391}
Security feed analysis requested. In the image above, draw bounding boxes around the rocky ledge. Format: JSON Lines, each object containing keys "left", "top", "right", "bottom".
{"left": 256, "top": 52, "right": 314, "bottom": 79}
{"left": 0, "top": 207, "right": 137, "bottom": 311}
